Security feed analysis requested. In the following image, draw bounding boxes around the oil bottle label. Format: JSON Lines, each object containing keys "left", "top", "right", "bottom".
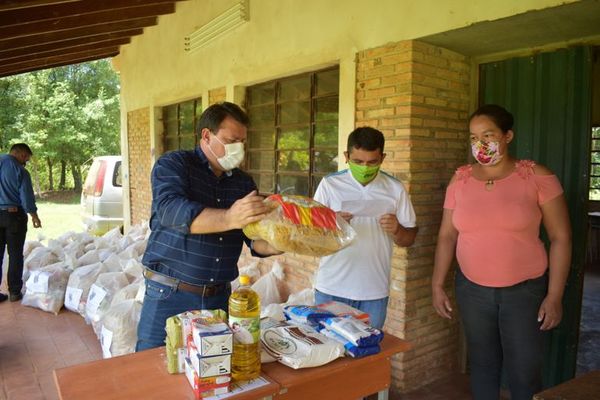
{"left": 229, "top": 316, "right": 260, "bottom": 344}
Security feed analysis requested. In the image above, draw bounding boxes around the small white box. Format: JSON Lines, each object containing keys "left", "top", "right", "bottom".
{"left": 192, "top": 318, "right": 233, "bottom": 357}
{"left": 190, "top": 352, "right": 231, "bottom": 378}
{"left": 184, "top": 358, "right": 230, "bottom": 399}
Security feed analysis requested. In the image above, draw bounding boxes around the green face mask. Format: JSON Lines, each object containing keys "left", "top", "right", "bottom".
{"left": 348, "top": 161, "right": 380, "bottom": 184}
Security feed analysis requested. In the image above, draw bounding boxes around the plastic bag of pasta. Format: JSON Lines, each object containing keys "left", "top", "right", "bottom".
{"left": 243, "top": 194, "right": 356, "bottom": 257}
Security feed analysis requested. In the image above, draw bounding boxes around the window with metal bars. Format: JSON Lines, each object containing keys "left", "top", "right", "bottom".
{"left": 162, "top": 98, "right": 202, "bottom": 152}
{"left": 245, "top": 67, "right": 339, "bottom": 196}
{"left": 590, "top": 126, "right": 600, "bottom": 200}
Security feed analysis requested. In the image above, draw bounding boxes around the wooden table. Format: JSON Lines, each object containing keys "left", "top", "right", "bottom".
{"left": 533, "top": 370, "right": 600, "bottom": 400}
{"left": 53, "top": 347, "right": 279, "bottom": 400}
{"left": 54, "top": 334, "right": 411, "bottom": 400}
{"left": 262, "top": 334, "right": 411, "bottom": 400}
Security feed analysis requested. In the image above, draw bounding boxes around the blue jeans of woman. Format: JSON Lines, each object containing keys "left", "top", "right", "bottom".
{"left": 314, "top": 289, "right": 389, "bottom": 330}
{"left": 136, "top": 279, "right": 231, "bottom": 352}
{"left": 455, "top": 268, "right": 547, "bottom": 400}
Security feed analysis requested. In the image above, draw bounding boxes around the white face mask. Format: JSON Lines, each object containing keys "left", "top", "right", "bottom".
{"left": 208, "top": 134, "right": 245, "bottom": 171}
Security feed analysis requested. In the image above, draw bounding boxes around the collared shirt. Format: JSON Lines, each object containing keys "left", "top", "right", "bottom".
{"left": 142, "top": 146, "right": 257, "bottom": 285}
{"left": 0, "top": 154, "right": 37, "bottom": 213}
{"left": 314, "top": 169, "right": 416, "bottom": 300}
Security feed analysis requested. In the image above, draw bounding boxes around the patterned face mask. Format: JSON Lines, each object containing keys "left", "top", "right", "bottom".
{"left": 471, "top": 140, "right": 503, "bottom": 166}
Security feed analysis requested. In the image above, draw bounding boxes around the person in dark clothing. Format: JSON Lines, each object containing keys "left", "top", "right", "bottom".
{"left": 136, "top": 102, "right": 281, "bottom": 351}
{"left": 0, "top": 143, "right": 42, "bottom": 302}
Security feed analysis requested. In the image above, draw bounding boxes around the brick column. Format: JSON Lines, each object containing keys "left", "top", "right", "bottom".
{"left": 355, "top": 40, "right": 471, "bottom": 392}
{"left": 127, "top": 107, "right": 152, "bottom": 224}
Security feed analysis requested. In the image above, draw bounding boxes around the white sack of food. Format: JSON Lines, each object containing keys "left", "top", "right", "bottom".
{"left": 123, "top": 259, "right": 144, "bottom": 283}
{"left": 102, "top": 253, "right": 125, "bottom": 273}
{"left": 102, "top": 227, "right": 123, "bottom": 242}
{"left": 64, "top": 262, "right": 107, "bottom": 315}
{"left": 110, "top": 282, "right": 141, "bottom": 306}
{"left": 23, "top": 246, "right": 60, "bottom": 282}
{"left": 76, "top": 250, "right": 101, "bottom": 268}
{"left": 252, "top": 261, "right": 285, "bottom": 310}
{"left": 100, "top": 299, "right": 142, "bottom": 358}
{"left": 231, "top": 261, "right": 260, "bottom": 292}
{"left": 286, "top": 288, "right": 315, "bottom": 306}
{"left": 22, "top": 262, "right": 71, "bottom": 315}
{"left": 134, "top": 280, "right": 146, "bottom": 304}
{"left": 85, "top": 271, "right": 130, "bottom": 336}
{"left": 23, "top": 240, "right": 44, "bottom": 259}
{"left": 261, "top": 324, "right": 344, "bottom": 369}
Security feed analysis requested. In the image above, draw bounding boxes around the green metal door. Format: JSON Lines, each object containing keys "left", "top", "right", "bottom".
{"left": 479, "top": 46, "right": 593, "bottom": 387}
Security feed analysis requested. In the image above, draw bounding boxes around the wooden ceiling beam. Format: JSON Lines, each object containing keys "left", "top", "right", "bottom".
{"left": 0, "top": 18, "right": 155, "bottom": 50}
{"left": 0, "top": 33, "right": 135, "bottom": 60}
{"left": 0, "top": 49, "right": 119, "bottom": 78}
{"left": 0, "top": 39, "right": 130, "bottom": 65}
{"left": 0, "top": 3, "right": 174, "bottom": 39}
{"left": 0, "top": 1, "right": 79, "bottom": 12}
{"left": 0, "top": 0, "right": 179, "bottom": 27}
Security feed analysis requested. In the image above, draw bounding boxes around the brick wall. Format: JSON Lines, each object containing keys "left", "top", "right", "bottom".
{"left": 127, "top": 107, "right": 152, "bottom": 225}
{"left": 209, "top": 87, "right": 226, "bottom": 105}
{"left": 355, "top": 40, "right": 471, "bottom": 392}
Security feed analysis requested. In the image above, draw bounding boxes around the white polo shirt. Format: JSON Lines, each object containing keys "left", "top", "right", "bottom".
{"left": 313, "top": 169, "right": 416, "bottom": 300}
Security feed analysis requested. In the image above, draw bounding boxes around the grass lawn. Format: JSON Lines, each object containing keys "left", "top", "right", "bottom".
{"left": 26, "top": 190, "right": 85, "bottom": 242}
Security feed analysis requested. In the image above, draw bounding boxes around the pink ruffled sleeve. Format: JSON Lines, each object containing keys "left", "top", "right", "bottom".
{"left": 443, "top": 181, "right": 457, "bottom": 209}
{"left": 535, "top": 174, "right": 564, "bottom": 205}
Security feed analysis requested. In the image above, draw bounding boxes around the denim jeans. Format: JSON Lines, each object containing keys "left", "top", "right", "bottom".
{"left": 455, "top": 268, "right": 547, "bottom": 400}
{"left": 0, "top": 210, "right": 27, "bottom": 295}
{"left": 136, "top": 279, "right": 231, "bottom": 352}
{"left": 314, "top": 289, "right": 389, "bottom": 330}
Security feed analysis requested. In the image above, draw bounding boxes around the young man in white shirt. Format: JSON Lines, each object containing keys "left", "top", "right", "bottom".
{"left": 314, "top": 127, "right": 417, "bottom": 329}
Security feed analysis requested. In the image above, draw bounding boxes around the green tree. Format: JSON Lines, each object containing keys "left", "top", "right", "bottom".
{"left": 1, "top": 59, "right": 120, "bottom": 192}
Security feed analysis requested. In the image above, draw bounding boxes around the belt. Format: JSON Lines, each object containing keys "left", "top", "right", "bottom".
{"left": 143, "top": 269, "right": 229, "bottom": 297}
{"left": 0, "top": 207, "right": 19, "bottom": 213}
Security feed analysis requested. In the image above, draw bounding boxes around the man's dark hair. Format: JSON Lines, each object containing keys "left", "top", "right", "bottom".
{"left": 469, "top": 104, "right": 514, "bottom": 133}
{"left": 196, "top": 102, "right": 250, "bottom": 134}
{"left": 347, "top": 127, "right": 385, "bottom": 153}
{"left": 10, "top": 143, "right": 33, "bottom": 155}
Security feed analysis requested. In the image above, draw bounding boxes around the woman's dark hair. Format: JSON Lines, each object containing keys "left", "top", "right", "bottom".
{"left": 469, "top": 104, "right": 514, "bottom": 133}
{"left": 196, "top": 101, "right": 250, "bottom": 134}
{"left": 347, "top": 127, "right": 385, "bottom": 153}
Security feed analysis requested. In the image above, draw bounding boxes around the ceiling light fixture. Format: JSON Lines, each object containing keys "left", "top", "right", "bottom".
{"left": 184, "top": 0, "right": 249, "bottom": 53}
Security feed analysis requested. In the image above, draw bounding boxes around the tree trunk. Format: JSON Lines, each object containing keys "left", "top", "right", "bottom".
{"left": 59, "top": 159, "right": 66, "bottom": 190}
{"left": 31, "top": 158, "right": 42, "bottom": 198}
{"left": 46, "top": 156, "right": 54, "bottom": 191}
{"left": 71, "top": 163, "right": 82, "bottom": 191}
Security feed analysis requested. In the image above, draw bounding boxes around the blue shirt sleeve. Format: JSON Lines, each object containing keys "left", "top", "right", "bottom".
{"left": 151, "top": 153, "right": 204, "bottom": 234}
{"left": 19, "top": 169, "right": 37, "bottom": 213}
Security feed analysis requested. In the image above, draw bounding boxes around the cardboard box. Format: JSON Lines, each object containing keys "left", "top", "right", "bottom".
{"left": 184, "top": 358, "right": 230, "bottom": 399}
{"left": 189, "top": 345, "right": 232, "bottom": 378}
{"left": 192, "top": 317, "right": 233, "bottom": 357}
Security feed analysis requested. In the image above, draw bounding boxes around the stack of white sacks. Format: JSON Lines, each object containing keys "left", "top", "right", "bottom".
{"left": 21, "top": 222, "right": 149, "bottom": 359}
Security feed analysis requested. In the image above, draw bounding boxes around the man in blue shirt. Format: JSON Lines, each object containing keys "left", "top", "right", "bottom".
{"left": 0, "top": 143, "right": 42, "bottom": 302}
{"left": 136, "top": 102, "right": 281, "bottom": 351}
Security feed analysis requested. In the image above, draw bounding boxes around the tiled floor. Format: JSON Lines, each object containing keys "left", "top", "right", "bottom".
{"left": 0, "top": 300, "right": 102, "bottom": 400}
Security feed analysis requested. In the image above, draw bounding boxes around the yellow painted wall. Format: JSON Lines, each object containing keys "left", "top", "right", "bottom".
{"left": 116, "top": 0, "right": 576, "bottom": 111}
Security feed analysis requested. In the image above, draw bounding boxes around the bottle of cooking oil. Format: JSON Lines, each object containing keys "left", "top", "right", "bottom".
{"left": 228, "top": 275, "right": 261, "bottom": 381}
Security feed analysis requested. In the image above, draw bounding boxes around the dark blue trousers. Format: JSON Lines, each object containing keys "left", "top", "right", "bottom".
{"left": 455, "top": 268, "right": 547, "bottom": 400}
{"left": 136, "top": 279, "right": 231, "bottom": 351}
{"left": 0, "top": 209, "right": 28, "bottom": 295}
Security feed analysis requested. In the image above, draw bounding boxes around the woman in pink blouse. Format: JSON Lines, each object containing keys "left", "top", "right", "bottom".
{"left": 432, "top": 104, "right": 572, "bottom": 400}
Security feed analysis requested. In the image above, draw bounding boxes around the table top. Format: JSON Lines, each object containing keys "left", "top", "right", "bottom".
{"left": 54, "top": 334, "right": 411, "bottom": 400}
{"left": 53, "top": 347, "right": 279, "bottom": 400}
{"left": 533, "top": 370, "right": 600, "bottom": 400}
{"left": 261, "top": 333, "right": 411, "bottom": 388}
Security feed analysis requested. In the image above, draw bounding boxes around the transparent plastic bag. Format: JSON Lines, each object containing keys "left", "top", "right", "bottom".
{"left": 243, "top": 194, "right": 356, "bottom": 257}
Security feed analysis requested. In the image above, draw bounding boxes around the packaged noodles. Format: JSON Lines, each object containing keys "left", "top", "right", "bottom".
{"left": 243, "top": 194, "right": 356, "bottom": 257}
